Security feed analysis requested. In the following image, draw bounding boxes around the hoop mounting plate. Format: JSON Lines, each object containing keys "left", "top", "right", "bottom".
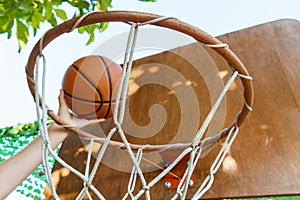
{"left": 161, "top": 151, "right": 195, "bottom": 189}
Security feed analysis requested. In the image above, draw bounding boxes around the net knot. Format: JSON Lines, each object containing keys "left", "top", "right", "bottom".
{"left": 84, "top": 180, "right": 91, "bottom": 188}
{"left": 68, "top": 12, "right": 93, "bottom": 32}
{"left": 205, "top": 43, "right": 229, "bottom": 48}
{"left": 125, "top": 16, "right": 176, "bottom": 27}
{"left": 238, "top": 73, "right": 253, "bottom": 80}
{"left": 244, "top": 100, "right": 253, "bottom": 111}
{"left": 43, "top": 139, "right": 49, "bottom": 147}
{"left": 142, "top": 185, "right": 150, "bottom": 191}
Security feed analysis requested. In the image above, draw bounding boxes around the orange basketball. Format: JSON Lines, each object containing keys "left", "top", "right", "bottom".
{"left": 62, "top": 55, "right": 122, "bottom": 119}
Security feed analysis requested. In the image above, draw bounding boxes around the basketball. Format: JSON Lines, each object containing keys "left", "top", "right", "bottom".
{"left": 62, "top": 55, "right": 122, "bottom": 119}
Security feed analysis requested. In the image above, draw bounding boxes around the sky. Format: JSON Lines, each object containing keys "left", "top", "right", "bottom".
{"left": 0, "top": 0, "right": 300, "bottom": 127}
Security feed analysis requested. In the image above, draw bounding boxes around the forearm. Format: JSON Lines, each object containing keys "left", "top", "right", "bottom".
{"left": 0, "top": 123, "right": 69, "bottom": 199}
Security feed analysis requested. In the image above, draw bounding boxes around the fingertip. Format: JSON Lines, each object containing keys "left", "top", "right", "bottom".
{"left": 58, "top": 89, "right": 67, "bottom": 105}
{"left": 96, "top": 118, "right": 106, "bottom": 124}
{"left": 57, "top": 90, "right": 69, "bottom": 116}
{"left": 60, "top": 89, "right": 64, "bottom": 96}
{"left": 99, "top": 118, "right": 106, "bottom": 123}
{"left": 59, "top": 89, "right": 64, "bottom": 98}
{"left": 90, "top": 118, "right": 106, "bottom": 124}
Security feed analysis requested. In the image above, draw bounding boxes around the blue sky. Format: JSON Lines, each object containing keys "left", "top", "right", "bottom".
{"left": 0, "top": 0, "right": 300, "bottom": 127}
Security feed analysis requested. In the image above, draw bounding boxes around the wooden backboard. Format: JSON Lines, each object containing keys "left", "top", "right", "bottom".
{"left": 46, "top": 19, "right": 300, "bottom": 199}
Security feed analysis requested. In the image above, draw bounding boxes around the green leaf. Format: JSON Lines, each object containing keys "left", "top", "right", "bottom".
{"left": 76, "top": 1, "right": 90, "bottom": 10}
{"left": 47, "top": 13, "right": 57, "bottom": 26}
{"left": 32, "top": 11, "right": 44, "bottom": 29}
{"left": 0, "top": 2, "right": 4, "bottom": 11}
{"left": 100, "top": 22, "right": 108, "bottom": 31}
{"left": 51, "top": 0, "right": 63, "bottom": 6}
{"left": 85, "top": 24, "right": 95, "bottom": 32}
{"left": 86, "top": 32, "right": 94, "bottom": 45}
{"left": 0, "top": 17, "right": 13, "bottom": 33}
{"left": 16, "top": 19, "right": 29, "bottom": 52}
{"left": 78, "top": 26, "right": 85, "bottom": 34}
{"left": 33, "top": 27, "right": 37, "bottom": 36}
{"left": 44, "top": 5, "right": 53, "bottom": 20}
{"left": 97, "top": 0, "right": 112, "bottom": 11}
{"left": 18, "top": 1, "right": 29, "bottom": 11}
{"left": 55, "top": 9, "right": 67, "bottom": 21}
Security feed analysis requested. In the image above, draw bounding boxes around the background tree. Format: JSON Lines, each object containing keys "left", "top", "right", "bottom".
{"left": 0, "top": 0, "right": 156, "bottom": 52}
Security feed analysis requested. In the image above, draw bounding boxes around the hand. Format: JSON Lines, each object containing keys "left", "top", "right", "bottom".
{"left": 57, "top": 89, "right": 105, "bottom": 129}
{"left": 49, "top": 90, "right": 105, "bottom": 134}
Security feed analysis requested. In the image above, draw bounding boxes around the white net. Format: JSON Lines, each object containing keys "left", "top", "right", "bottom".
{"left": 33, "top": 14, "right": 253, "bottom": 200}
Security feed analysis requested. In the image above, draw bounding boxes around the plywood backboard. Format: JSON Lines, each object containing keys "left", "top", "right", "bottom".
{"left": 46, "top": 19, "right": 300, "bottom": 199}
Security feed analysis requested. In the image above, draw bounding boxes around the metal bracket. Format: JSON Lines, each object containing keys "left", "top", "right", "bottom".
{"left": 160, "top": 150, "right": 195, "bottom": 189}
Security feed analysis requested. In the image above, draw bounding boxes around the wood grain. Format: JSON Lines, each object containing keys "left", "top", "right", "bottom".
{"left": 46, "top": 19, "right": 300, "bottom": 199}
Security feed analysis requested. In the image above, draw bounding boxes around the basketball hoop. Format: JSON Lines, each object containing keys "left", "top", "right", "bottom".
{"left": 25, "top": 11, "right": 253, "bottom": 200}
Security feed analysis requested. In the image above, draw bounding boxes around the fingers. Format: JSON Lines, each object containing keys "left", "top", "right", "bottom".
{"left": 77, "top": 118, "right": 106, "bottom": 130}
{"left": 83, "top": 118, "right": 106, "bottom": 127}
{"left": 57, "top": 89, "right": 106, "bottom": 128}
{"left": 58, "top": 89, "right": 70, "bottom": 117}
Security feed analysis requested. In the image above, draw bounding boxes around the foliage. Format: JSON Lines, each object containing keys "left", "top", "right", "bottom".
{"left": 0, "top": 120, "right": 57, "bottom": 199}
{"left": 0, "top": 121, "right": 38, "bottom": 138}
{"left": 0, "top": 120, "right": 52, "bottom": 138}
{"left": 0, "top": 0, "right": 157, "bottom": 52}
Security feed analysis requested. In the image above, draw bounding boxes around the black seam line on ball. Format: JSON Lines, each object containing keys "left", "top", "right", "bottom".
{"left": 71, "top": 63, "right": 103, "bottom": 114}
{"left": 63, "top": 89, "right": 99, "bottom": 117}
{"left": 98, "top": 56, "right": 113, "bottom": 118}
{"left": 64, "top": 90, "right": 116, "bottom": 104}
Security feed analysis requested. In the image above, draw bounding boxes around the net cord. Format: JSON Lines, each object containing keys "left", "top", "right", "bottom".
{"left": 192, "top": 126, "right": 239, "bottom": 199}
{"left": 113, "top": 22, "right": 150, "bottom": 199}
{"left": 34, "top": 54, "right": 59, "bottom": 199}
{"left": 33, "top": 12, "right": 252, "bottom": 199}
{"left": 180, "top": 71, "right": 239, "bottom": 199}
{"left": 76, "top": 138, "right": 94, "bottom": 200}
{"left": 34, "top": 36, "right": 106, "bottom": 199}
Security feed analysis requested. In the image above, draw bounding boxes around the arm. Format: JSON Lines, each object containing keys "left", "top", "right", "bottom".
{"left": 0, "top": 90, "right": 103, "bottom": 199}
{"left": 0, "top": 124, "right": 69, "bottom": 199}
